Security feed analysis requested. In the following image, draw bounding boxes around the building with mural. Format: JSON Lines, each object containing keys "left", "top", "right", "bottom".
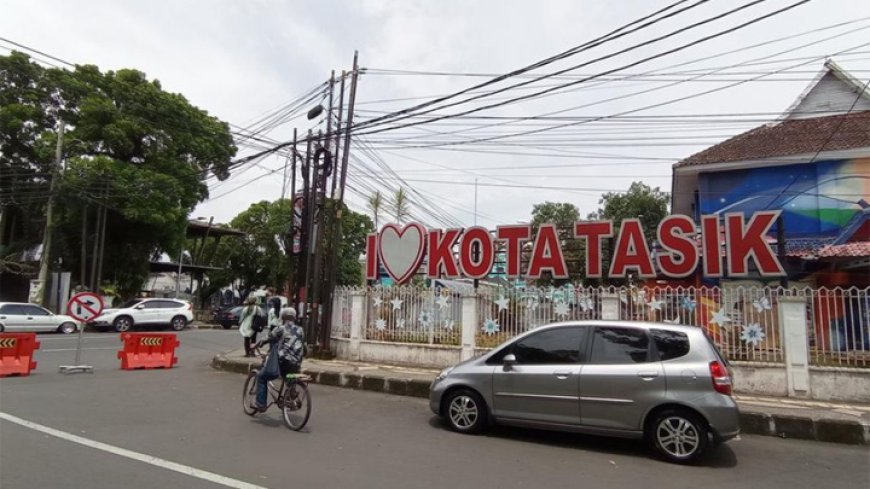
{"left": 671, "top": 59, "right": 869, "bottom": 289}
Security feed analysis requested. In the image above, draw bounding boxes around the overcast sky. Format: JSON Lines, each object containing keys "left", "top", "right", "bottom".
{"left": 2, "top": 0, "right": 868, "bottom": 228}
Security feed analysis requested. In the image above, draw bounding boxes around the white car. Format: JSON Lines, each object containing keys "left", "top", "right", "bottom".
{"left": 92, "top": 298, "right": 193, "bottom": 332}
{"left": 0, "top": 302, "right": 80, "bottom": 334}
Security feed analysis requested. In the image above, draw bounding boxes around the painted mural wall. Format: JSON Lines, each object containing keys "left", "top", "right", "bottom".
{"left": 698, "top": 158, "right": 870, "bottom": 237}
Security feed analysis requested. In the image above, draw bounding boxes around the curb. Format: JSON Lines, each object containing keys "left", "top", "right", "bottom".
{"left": 738, "top": 412, "right": 868, "bottom": 445}
{"left": 212, "top": 353, "right": 868, "bottom": 445}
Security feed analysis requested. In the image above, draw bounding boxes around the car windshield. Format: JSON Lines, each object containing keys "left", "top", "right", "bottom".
{"left": 122, "top": 299, "right": 143, "bottom": 309}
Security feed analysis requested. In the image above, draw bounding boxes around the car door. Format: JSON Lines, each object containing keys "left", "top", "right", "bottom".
{"left": 26, "top": 305, "right": 57, "bottom": 332}
{"left": 157, "top": 300, "right": 182, "bottom": 324}
{"left": 491, "top": 326, "right": 587, "bottom": 426}
{"left": 578, "top": 326, "right": 664, "bottom": 431}
{"left": 0, "top": 304, "right": 26, "bottom": 330}
{"left": 137, "top": 300, "right": 162, "bottom": 325}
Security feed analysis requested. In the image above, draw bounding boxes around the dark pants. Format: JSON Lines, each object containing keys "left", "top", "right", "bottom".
{"left": 243, "top": 333, "right": 258, "bottom": 356}
{"left": 256, "top": 359, "right": 300, "bottom": 407}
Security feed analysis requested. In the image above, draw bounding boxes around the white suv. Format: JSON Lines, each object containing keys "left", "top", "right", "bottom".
{"left": 93, "top": 298, "right": 193, "bottom": 332}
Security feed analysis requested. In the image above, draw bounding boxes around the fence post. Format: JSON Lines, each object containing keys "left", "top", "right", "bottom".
{"left": 461, "top": 293, "right": 478, "bottom": 361}
{"left": 601, "top": 291, "right": 620, "bottom": 320}
{"left": 350, "top": 289, "right": 366, "bottom": 362}
{"left": 779, "top": 295, "right": 811, "bottom": 397}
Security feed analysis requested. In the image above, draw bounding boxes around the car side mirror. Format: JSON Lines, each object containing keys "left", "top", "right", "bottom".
{"left": 503, "top": 353, "right": 517, "bottom": 371}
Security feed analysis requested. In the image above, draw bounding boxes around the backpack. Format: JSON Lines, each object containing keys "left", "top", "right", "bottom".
{"left": 251, "top": 309, "right": 267, "bottom": 333}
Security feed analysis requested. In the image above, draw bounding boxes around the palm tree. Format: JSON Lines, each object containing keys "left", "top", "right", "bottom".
{"left": 367, "top": 191, "right": 383, "bottom": 229}
{"left": 392, "top": 188, "right": 410, "bottom": 224}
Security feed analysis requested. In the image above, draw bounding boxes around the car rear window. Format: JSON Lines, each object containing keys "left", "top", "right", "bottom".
{"left": 650, "top": 329, "right": 690, "bottom": 361}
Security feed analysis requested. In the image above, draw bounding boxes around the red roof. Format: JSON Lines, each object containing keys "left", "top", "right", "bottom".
{"left": 817, "top": 242, "right": 870, "bottom": 258}
{"left": 675, "top": 111, "right": 870, "bottom": 168}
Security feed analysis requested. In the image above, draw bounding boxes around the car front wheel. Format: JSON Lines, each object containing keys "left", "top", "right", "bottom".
{"left": 113, "top": 316, "right": 133, "bottom": 333}
{"left": 443, "top": 389, "right": 487, "bottom": 434}
{"left": 58, "top": 322, "right": 77, "bottom": 334}
{"left": 649, "top": 409, "right": 710, "bottom": 464}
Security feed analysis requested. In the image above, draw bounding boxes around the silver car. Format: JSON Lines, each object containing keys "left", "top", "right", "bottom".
{"left": 0, "top": 302, "right": 80, "bottom": 334}
{"left": 430, "top": 320, "right": 739, "bottom": 463}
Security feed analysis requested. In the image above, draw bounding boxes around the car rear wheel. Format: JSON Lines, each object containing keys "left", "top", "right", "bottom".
{"left": 443, "top": 389, "right": 487, "bottom": 434}
{"left": 113, "top": 316, "right": 133, "bottom": 333}
{"left": 170, "top": 315, "right": 187, "bottom": 331}
{"left": 58, "top": 322, "right": 77, "bottom": 334}
{"left": 649, "top": 408, "right": 709, "bottom": 464}
{"left": 221, "top": 321, "right": 233, "bottom": 330}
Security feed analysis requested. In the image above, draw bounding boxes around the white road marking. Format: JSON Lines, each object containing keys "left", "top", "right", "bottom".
{"left": 0, "top": 412, "right": 270, "bottom": 489}
{"left": 41, "top": 347, "right": 119, "bottom": 352}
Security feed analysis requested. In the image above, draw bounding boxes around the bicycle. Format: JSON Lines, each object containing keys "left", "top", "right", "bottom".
{"left": 242, "top": 355, "right": 312, "bottom": 431}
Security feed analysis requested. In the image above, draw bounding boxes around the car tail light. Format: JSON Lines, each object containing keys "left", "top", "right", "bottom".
{"left": 709, "top": 360, "right": 732, "bottom": 396}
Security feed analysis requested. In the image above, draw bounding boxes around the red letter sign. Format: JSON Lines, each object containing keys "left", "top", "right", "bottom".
{"left": 527, "top": 224, "right": 568, "bottom": 279}
{"left": 701, "top": 215, "right": 722, "bottom": 277}
{"left": 656, "top": 215, "right": 698, "bottom": 278}
{"left": 609, "top": 219, "right": 655, "bottom": 278}
{"left": 574, "top": 221, "right": 613, "bottom": 278}
{"left": 427, "top": 229, "right": 461, "bottom": 278}
{"left": 725, "top": 211, "right": 784, "bottom": 277}
{"left": 459, "top": 226, "right": 495, "bottom": 279}
{"left": 365, "top": 233, "right": 379, "bottom": 280}
{"left": 497, "top": 225, "right": 531, "bottom": 278}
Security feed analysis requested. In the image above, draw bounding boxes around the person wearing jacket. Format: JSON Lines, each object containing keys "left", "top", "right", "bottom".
{"left": 249, "top": 307, "right": 305, "bottom": 411}
{"left": 238, "top": 296, "right": 264, "bottom": 357}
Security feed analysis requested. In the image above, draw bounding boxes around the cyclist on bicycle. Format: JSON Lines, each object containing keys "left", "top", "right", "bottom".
{"left": 249, "top": 307, "right": 305, "bottom": 412}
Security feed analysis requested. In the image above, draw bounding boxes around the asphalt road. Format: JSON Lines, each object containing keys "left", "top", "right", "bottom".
{"left": 1, "top": 330, "right": 868, "bottom": 489}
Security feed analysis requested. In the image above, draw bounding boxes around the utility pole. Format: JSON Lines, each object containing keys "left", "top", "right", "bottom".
{"left": 319, "top": 51, "right": 360, "bottom": 350}
{"left": 38, "top": 120, "right": 65, "bottom": 308}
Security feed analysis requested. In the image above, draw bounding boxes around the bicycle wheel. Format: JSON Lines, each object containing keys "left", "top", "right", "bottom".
{"left": 282, "top": 382, "right": 311, "bottom": 431}
{"left": 242, "top": 372, "right": 259, "bottom": 416}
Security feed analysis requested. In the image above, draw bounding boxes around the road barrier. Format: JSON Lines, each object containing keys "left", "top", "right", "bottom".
{"left": 117, "top": 333, "right": 179, "bottom": 370}
{"left": 0, "top": 333, "right": 40, "bottom": 377}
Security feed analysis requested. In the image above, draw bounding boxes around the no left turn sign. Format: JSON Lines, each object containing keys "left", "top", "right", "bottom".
{"left": 67, "top": 292, "right": 105, "bottom": 323}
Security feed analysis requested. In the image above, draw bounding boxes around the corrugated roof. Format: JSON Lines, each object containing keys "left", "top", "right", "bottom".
{"left": 817, "top": 241, "right": 870, "bottom": 258}
{"left": 674, "top": 111, "right": 870, "bottom": 168}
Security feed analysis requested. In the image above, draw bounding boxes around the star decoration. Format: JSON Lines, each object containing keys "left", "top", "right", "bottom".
{"left": 741, "top": 322, "right": 766, "bottom": 346}
{"left": 681, "top": 297, "right": 697, "bottom": 312}
{"left": 647, "top": 299, "right": 664, "bottom": 311}
{"left": 442, "top": 319, "right": 455, "bottom": 331}
{"left": 578, "top": 296, "right": 594, "bottom": 312}
{"left": 482, "top": 318, "right": 500, "bottom": 335}
{"left": 372, "top": 296, "right": 383, "bottom": 308}
{"left": 375, "top": 318, "right": 386, "bottom": 331}
{"left": 526, "top": 298, "right": 539, "bottom": 311}
{"left": 710, "top": 309, "right": 730, "bottom": 326}
{"left": 390, "top": 298, "right": 403, "bottom": 310}
{"left": 495, "top": 297, "right": 510, "bottom": 312}
{"left": 752, "top": 297, "right": 772, "bottom": 313}
{"left": 436, "top": 295, "right": 451, "bottom": 310}
{"left": 397, "top": 319, "right": 406, "bottom": 329}
{"left": 553, "top": 301, "right": 570, "bottom": 318}
{"left": 419, "top": 310, "right": 433, "bottom": 329}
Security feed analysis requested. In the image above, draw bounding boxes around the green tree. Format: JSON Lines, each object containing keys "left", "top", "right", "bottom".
{"left": 591, "top": 182, "right": 670, "bottom": 238}
{"left": 530, "top": 201, "right": 582, "bottom": 286}
{"left": 367, "top": 190, "right": 383, "bottom": 229}
{"left": 392, "top": 188, "right": 409, "bottom": 224}
{"left": 0, "top": 52, "right": 236, "bottom": 298}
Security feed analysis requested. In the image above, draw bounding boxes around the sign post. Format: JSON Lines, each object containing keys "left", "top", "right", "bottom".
{"left": 59, "top": 292, "right": 103, "bottom": 374}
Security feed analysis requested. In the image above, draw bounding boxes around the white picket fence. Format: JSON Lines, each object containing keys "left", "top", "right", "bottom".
{"left": 331, "top": 285, "right": 870, "bottom": 368}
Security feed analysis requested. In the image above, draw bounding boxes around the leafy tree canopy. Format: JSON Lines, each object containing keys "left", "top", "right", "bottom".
{"left": 0, "top": 51, "right": 236, "bottom": 298}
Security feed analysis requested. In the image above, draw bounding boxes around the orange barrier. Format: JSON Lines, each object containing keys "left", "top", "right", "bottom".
{"left": 0, "top": 333, "right": 40, "bottom": 377}
{"left": 117, "top": 333, "right": 179, "bottom": 370}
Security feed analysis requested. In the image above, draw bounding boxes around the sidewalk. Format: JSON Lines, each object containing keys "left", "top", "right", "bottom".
{"left": 212, "top": 348, "right": 870, "bottom": 446}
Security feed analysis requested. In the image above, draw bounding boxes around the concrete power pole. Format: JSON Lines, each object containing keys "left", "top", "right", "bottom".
{"left": 38, "top": 120, "right": 65, "bottom": 307}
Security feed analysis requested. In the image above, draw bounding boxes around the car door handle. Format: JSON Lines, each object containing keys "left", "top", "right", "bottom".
{"left": 637, "top": 371, "right": 659, "bottom": 380}
{"left": 553, "top": 371, "right": 573, "bottom": 379}
{"left": 27, "top": 317, "right": 34, "bottom": 320}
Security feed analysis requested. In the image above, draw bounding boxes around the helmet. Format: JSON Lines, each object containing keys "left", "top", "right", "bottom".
{"left": 280, "top": 307, "right": 297, "bottom": 321}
